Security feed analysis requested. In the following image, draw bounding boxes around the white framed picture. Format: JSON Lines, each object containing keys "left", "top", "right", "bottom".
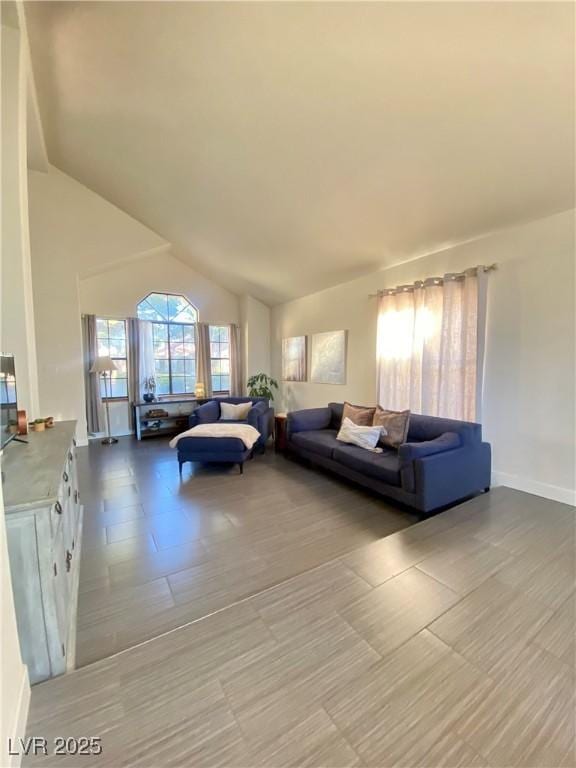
{"left": 282, "top": 336, "right": 307, "bottom": 381}
{"left": 310, "top": 330, "right": 347, "bottom": 384}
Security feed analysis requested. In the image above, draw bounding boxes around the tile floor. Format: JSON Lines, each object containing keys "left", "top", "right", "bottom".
{"left": 25, "top": 437, "right": 576, "bottom": 767}
{"left": 76, "top": 438, "right": 416, "bottom": 666}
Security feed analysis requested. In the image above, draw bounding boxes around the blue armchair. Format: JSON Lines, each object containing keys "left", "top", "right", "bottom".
{"left": 286, "top": 402, "right": 491, "bottom": 514}
{"left": 189, "top": 396, "right": 273, "bottom": 451}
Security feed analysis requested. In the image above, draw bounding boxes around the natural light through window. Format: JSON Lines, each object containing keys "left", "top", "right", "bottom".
{"left": 210, "top": 326, "right": 230, "bottom": 393}
{"left": 96, "top": 318, "right": 128, "bottom": 398}
{"left": 137, "top": 292, "right": 198, "bottom": 395}
{"left": 377, "top": 307, "right": 437, "bottom": 361}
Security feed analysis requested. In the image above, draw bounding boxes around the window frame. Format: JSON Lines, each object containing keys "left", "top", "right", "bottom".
{"left": 95, "top": 317, "right": 129, "bottom": 402}
{"left": 137, "top": 292, "right": 199, "bottom": 397}
{"left": 209, "top": 325, "right": 231, "bottom": 395}
{"left": 150, "top": 319, "right": 197, "bottom": 397}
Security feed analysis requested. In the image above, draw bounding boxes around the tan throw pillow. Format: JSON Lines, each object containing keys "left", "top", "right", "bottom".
{"left": 373, "top": 407, "right": 410, "bottom": 449}
{"left": 342, "top": 401, "right": 376, "bottom": 427}
{"left": 220, "top": 401, "right": 253, "bottom": 421}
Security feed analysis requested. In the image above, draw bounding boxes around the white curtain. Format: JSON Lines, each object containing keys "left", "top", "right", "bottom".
{"left": 195, "top": 323, "right": 213, "bottom": 398}
{"left": 81, "top": 314, "right": 104, "bottom": 433}
{"left": 229, "top": 324, "right": 242, "bottom": 396}
{"left": 126, "top": 318, "right": 155, "bottom": 428}
{"left": 376, "top": 269, "right": 488, "bottom": 421}
{"left": 139, "top": 320, "right": 155, "bottom": 391}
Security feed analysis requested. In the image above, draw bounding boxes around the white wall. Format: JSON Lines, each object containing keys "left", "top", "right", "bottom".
{"left": 1, "top": 21, "right": 39, "bottom": 419}
{"left": 79, "top": 251, "right": 241, "bottom": 435}
{"left": 240, "top": 295, "right": 271, "bottom": 393}
{"left": 1, "top": 13, "right": 31, "bottom": 765}
{"left": 79, "top": 251, "right": 239, "bottom": 326}
{"left": 27, "top": 166, "right": 169, "bottom": 444}
{"left": 28, "top": 166, "right": 244, "bottom": 441}
{"left": 272, "top": 210, "right": 576, "bottom": 504}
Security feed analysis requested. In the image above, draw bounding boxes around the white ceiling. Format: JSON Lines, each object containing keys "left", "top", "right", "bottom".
{"left": 25, "top": 1, "right": 575, "bottom": 305}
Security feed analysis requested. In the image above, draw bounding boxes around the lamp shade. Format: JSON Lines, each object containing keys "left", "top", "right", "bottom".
{"left": 194, "top": 382, "right": 205, "bottom": 398}
{"left": 90, "top": 356, "right": 118, "bottom": 374}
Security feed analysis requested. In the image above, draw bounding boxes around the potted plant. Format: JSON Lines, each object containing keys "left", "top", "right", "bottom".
{"left": 246, "top": 373, "right": 279, "bottom": 402}
{"left": 143, "top": 376, "right": 156, "bottom": 403}
{"left": 31, "top": 418, "right": 46, "bottom": 432}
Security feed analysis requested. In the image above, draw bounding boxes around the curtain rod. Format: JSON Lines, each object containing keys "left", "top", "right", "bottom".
{"left": 369, "top": 263, "right": 497, "bottom": 298}
{"left": 81, "top": 314, "right": 239, "bottom": 328}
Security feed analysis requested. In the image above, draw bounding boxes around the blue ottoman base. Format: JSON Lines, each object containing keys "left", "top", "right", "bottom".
{"left": 176, "top": 436, "right": 252, "bottom": 475}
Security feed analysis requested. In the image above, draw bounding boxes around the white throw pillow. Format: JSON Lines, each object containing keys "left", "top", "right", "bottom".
{"left": 220, "top": 401, "right": 253, "bottom": 421}
{"left": 336, "top": 417, "right": 382, "bottom": 451}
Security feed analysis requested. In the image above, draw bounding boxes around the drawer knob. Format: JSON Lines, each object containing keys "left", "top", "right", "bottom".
{"left": 55, "top": 501, "right": 62, "bottom": 515}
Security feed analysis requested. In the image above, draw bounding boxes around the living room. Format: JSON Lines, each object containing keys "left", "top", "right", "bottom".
{"left": 1, "top": 2, "right": 575, "bottom": 767}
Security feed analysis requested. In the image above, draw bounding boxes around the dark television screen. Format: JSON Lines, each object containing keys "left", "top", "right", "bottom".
{"left": 1, "top": 355, "right": 18, "bottom": 449}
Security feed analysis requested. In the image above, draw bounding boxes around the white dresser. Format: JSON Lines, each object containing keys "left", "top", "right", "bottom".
{"left": 2, "top": 421, "right": 83, "bottom": 684}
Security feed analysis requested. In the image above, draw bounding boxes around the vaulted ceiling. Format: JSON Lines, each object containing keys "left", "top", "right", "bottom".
{"left": 25, "top": 1, "right": 574, "bottom": 305}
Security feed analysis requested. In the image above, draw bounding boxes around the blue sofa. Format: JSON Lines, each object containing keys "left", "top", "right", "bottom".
{"left": 287, "top": 402, "right": 491, "bottom": 514}
{"left": 176, "top": 397, "right": 274, "bottom": 475}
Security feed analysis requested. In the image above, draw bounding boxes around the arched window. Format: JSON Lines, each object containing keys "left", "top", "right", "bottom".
{"left": 137, "top": 292, "right": 198, "bottom": 395}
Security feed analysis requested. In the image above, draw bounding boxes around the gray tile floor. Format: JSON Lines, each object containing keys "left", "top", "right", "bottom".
{"left": 26, "top": 438, "right": 576, "bottom": 767}
{"left": 76, "top": 438, "right": 417, "bottom": 666}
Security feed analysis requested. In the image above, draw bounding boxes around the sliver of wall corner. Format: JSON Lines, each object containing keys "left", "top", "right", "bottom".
{"left": 491, "top": 470, "right": 576, "bottom": 506}
{"left": 1, "top": 666, "right": 31, "bottom": 768}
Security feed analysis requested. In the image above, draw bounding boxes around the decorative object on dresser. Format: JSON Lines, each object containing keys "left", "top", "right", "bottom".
{"left": 310, "top": 330, "right": 347, "bottom": 384}
{"left": 282, "top": 336, "right": 307, "bottom": 381}
{"left": 90, "top": 355, "right": 118, "bottom": 445}
{"left": 2, "top": 421, "right": 82, "bottom": 683}
{"left": 17, "top": 409, "right": 28, "bottom": 435}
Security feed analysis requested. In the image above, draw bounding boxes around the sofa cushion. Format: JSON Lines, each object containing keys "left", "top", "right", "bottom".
{"left": 220, "top": 401, "right": 253, "bottom": 420}
{"left": 290, "top": 429, "right": 339, "bottom": 459}
{"left": 336, "top": 418, "right": 381, "bottom": 450}
{"left": 333, "top": 444, "right": 402, "bottom": 487}
{"left": 176, "top": 436, "right": 247, "bottom": 453}
{"left": 328, "top": 402, "right": 345, "bottom": 430}
{"left": 195, "top": 400, "right": 220, "bottom": 424}
{"left": 373, "top": 407, "right": 410, "bottom": 449}
{"left": 342, "top": 402, "right": 376, "bottom": 426}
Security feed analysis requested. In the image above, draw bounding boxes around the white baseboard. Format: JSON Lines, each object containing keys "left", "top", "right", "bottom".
{"left": 3, "top": 666, "right": 31, "bottom": 768}
{"left": 492, "top": 471, "right": 576, "bottom": 506}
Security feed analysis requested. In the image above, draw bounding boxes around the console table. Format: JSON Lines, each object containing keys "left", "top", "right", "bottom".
{"left": 2, "top": 421, "right": 82, "bottom": 683}
{"left": 134, "top": 398, "right": 200, "bottom": 440}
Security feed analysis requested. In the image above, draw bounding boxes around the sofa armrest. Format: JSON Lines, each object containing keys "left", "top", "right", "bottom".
{"left": 287, "top": 407, "right": 331, "bottom": 435}
{"left": 246, "top": 401, "right": 267, "bottom": 427}
{"left": 412, "top": 441, "right": 492, "bottom": 513}
{"left": 398, "top": 432, "right": 461, "bottom": 463}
